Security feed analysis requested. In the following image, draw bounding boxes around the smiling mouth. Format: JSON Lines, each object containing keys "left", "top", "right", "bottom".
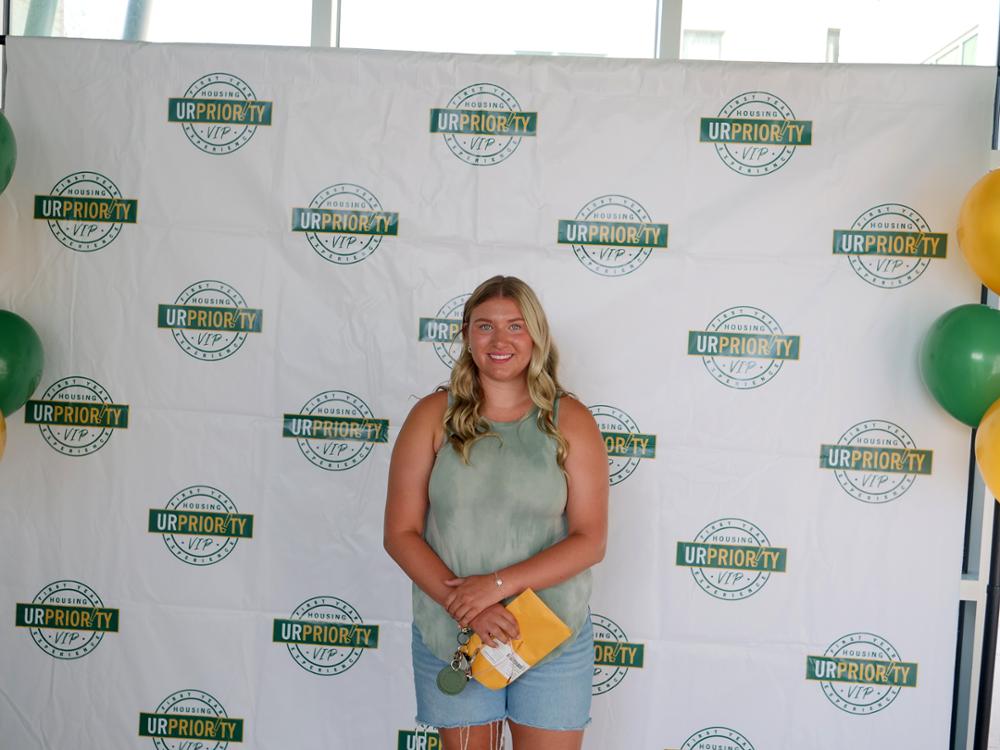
{"left": 488, "top": 353, "right": 513, "bottom": 361}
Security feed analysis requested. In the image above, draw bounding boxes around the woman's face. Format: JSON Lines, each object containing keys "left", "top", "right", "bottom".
{"left": 466, "top": 296, "right": 534, "bottom": 385}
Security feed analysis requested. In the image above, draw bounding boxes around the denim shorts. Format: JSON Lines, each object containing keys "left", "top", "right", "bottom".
{"left": 411, "top": 614, "right": 593, "bottom": 731}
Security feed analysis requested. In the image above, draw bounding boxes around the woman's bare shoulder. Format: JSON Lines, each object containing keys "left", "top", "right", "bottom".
{"left": 557, "top": 395, "right": 591, "bottom": 422}
{"left": 418, "top": 389, "right": 448, "bottom": 411}
{"left": 557, "top": 395, "right": 601, "bottom": 438}
{"left": 402, "top": 390, "right": 449, "bottom": 449}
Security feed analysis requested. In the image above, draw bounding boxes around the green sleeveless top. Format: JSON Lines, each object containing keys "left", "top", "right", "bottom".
{"left": 412, "top": 398, "right": 592, "bottom": 663}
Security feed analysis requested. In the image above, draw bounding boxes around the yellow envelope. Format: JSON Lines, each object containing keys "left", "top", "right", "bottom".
{"left": 462, "top": 588, "right": 572, "bottom": 690}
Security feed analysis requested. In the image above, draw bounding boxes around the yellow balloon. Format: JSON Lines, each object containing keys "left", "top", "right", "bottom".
{"left": 0, "top": 411, "right": 5, "bottom": 461}
{"left": 976, "top": 397, "right": 1000, "bottom": 499}
{"left": 959, "top": 169, "right": 1000, "bottom": 294}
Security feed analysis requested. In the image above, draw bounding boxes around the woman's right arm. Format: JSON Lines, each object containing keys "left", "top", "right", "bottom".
{"left": 383, "top": 391, "right": 518, "bottom": 646}
{"left": 383, "top": 391, "right": 458, "bottom": 608}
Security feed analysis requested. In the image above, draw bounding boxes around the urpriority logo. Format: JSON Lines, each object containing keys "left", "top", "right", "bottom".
{"left": 675, "top": 726, "right": 756, "bottom": 750}
{"left": 283, "top": 390, "right": 389, "bottom": 471}
{"left": 292, "top": 183, "right": 399, "bottom": 265}
{"left": 807, "top": 633, "right": 918, "bottom": 715}
{"left": 168, "top": 73, "right": 272, "bottom": 154}
{"left": 688, "top": 306, "right": 800, "bottom": 389}
{"left": 273, "top": 596, "right": 379, "bottom": 676}
{"left": 676, "top": 518, "right": 787, "bottom": 601}
{"left": 25, "top": 376, "right": 129, "bottom": 456}
{"left": 588, "top": 405, "right": 656, "bottom": 485}
{"left": 820, "top": 420, "right": 932, "bottom": 504}
{"left": 700, "top": 91, "right": 812, "bottom": 176}
{"left": 557, "top": 195, "right": 668, "bottom": 277}
{"left": 140, "top": 689, "right": 244, "bottom": 748}
{"left": 832, "top": 204, "right": 947, "bottom": 288}
{"left": 157, "top": 280, "right": 263, "bottom": 361}
{"left": 591, "top": 614, "right": 644, "bottom": 695}
{"left": 149, "top": 486, "right": 253, "bottom": 566}
{"left": 430, "top": 83, "right": 537, "bottom": 165}
{"left": 34, "top": 172, "right": 137, "bottom": 252}
{"left": 15, "top": 580, "right": 118, "bottom": 660}
{"left": 397, "top": 726, "right": 441, "bottom": 750}
{"left": 418, "top": 293, "right": 469, "bottom": 369}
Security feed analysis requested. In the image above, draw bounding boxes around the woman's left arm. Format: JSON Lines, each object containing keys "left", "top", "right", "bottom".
{"left": 444, "top": 397, "right": 609, "bottom": 626}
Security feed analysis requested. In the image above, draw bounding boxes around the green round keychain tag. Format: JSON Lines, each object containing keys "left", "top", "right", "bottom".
{"left": 436, "top": 664, "right": 468, "bottom": 695}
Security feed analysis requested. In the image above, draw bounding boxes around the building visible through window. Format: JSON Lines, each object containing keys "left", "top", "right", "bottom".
{"left": 826, "top": 28, "right": 840, "bottom": 63}
{"left": 682, "top": 29, "right": 723, "bottom": 60}
{"left": 926, "top": 27, "right": 979, "bottom": 64}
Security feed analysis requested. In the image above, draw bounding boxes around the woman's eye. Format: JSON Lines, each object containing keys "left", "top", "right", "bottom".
{"left": 479, "top": 323, "right": 493, "bottom": 331}
{"left": 509, "top": 324, "right": 522, "bottom": 332}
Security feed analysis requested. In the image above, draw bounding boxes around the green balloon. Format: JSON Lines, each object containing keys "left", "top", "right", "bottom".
{"left": 920, "top": 303, "right": 1000, "bottom": 426}
{"left": 0, "top": 111, "right": 15, "bottom": 195}
{"left": 0, "top": 310, "right": 44, "bottom": 417}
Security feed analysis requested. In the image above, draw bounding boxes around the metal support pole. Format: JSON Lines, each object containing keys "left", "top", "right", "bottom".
{"left": 656, "top": 0, "right": 682, "bottom": 60}
{"left": 311, "top": 0, "right": 333, "bottom": 47}
{"left": 976, "top": 503, "right": 1000, "bottom": 749}
{"left": 334, "top": 0, "right": 341, "bottom": 48}
{"left": 1, "top": 0, "right": 9, "bottom": 110}
{"left": 122, "top": 0, "right": 150, "bottom": 42}
{"left": 970, "top": 21, "right": 1000, "bottom": 748}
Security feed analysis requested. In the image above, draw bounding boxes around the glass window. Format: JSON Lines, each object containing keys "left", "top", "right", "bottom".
{"left": 12, "top": 0, "right": 128, "bottom": 39}
{"left": 144, "top": 0, "right": 311, "bottom": 46}
{"left": 10, "top": 0, "right": 312, "bottom": 46}
{"left": 937, "top": 45, "right": 963, "bottom": 64}
{"left": 339, "top": 0, "right": 658, "bottom": 58}
{"left": 680, "top": 0, "right": 999, "bottom": 64}
{"left": 926, "top": 27, "right": 980, "bottom": 65}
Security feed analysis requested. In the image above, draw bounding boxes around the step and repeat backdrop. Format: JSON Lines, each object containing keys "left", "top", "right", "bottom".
{"left": 0, "top": 36, "right": 993, "bottom": 750}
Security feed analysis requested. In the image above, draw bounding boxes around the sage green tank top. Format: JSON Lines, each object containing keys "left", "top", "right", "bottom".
{"left": 412, "top": 398, "right": 592, "bottom": 663}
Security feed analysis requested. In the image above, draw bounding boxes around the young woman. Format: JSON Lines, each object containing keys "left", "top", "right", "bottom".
{"left": 384, "top": 276, "right": 609, "bottom": 750}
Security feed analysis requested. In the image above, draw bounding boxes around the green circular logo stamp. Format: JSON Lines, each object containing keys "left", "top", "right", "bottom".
{"left": 418, "top": 293, "right": 469, "bottom": 369}
{"left": 558, "top": 195, "right": 669, "bottom": 277}
{"left": 591, "top": 614, "right": 644, "bottom": 695}
{"left": 158, "top": 280, "right": 262, "bottom": 362}
{"left": 677, "top": 518, "right": 786, "bottom": 601}
{"left": 141, "top": 689, "right": 243, "bottom": 748}
{"left": 808, "top": 632, "right": 917, "bottom": 715}
{"left": 152, "top": 485, "right": 250, "bottom": 566}
{"left": 839, "top": 204, "right": 939, "bottom": 288}
{"left": 821, "top": 420, "right": 930, "bottom": 504}
{"left": 680, "top": 726, "right": 755, "bottom": 750}
{"left": 37, "top": 172, "right": 135, "bottom": 252}
{"left": 588, "top": 405, "right": 657, "bottom": 485}
{"left": 27, "top": 376, "right": 128, "bottom": 456}
{"left": 297, "top": 183, "right": 392, "bottom": 265}
{"left": 19, "top": 580, "right": 111, "bottom": 660}
{"left": 702, "top": 91, "right": 811, "bottom": 176}
{"left": 689, "top": 306, "right": 800, "bottom": 390}
{"left": 431, "top": 83, "right": 536, "bottom": 166}
{"left": 176, "top": 74, "right": 264, "bottom": 154}
{"left": 283, "top": 390, "right": 388, "bottom": 471}
{"left": 274, "top": 596, "right": 378, "bottom": 676}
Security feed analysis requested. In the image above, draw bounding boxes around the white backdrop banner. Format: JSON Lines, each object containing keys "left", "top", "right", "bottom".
{"left": 0, "top": 37, "right": 993, "bottom": 750}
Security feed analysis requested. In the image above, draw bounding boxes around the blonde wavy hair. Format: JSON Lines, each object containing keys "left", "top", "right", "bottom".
{"left": 443, "top": 275, "right": 570, "bottom": 469}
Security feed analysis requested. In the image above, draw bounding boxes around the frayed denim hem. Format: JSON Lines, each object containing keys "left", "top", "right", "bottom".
{"left": 507, "top": 715, "right": 592, "bottom": 732}
{"left": 415, "top": 714, "right": 507, "bottom": 730}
